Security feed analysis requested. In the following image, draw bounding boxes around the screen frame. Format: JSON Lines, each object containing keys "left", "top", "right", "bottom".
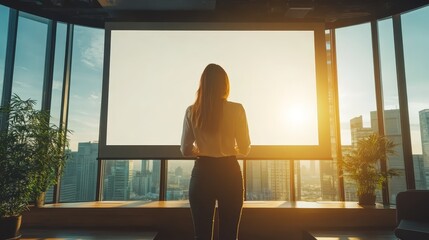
{"left": 99, "top": 22, "right": 331, "bottom": 160}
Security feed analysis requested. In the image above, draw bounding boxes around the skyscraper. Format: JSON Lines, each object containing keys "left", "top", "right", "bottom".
{"left": 60, "top": 142, "right": 98, "bottom": 201}
{"left": 344, "top": 110, "right": 406, "bottom": 202}
{"left": 371, "top": 110, "right": 406, "bottom": 202}
{"left": 132, "top": 160, "right": 153, "bottom": 197}
{"left": 59, "top": 151, "right": 78, "bottom": 202}
{"left": 246, "top": 160, "right": 290, "bottom": 200}
{"left": 104, "top": 160, "right": 133, "bottom": 200}
{"left": 419, "top": 109, "right": 429, "bottom": 187}
{"left": 268, "top": 160, "right": 290, "bottom": 200}
{"left": 413, "top": 154, "right": 426, "bottom": 189}
{"left": 246, "top": 160, "right": 270, "bottom": 200}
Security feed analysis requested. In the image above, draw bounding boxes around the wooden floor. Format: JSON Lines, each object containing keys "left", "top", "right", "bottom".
{"left": 305, "top": 229, "right": 398, "bottom": 240}
{"left": 19, "top": 228, "right": 158, "bottom": 240}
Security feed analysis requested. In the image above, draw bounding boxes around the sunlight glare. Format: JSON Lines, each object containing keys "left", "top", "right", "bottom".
{"left": 284, "top": 104, "right": 310, "bottom": 126}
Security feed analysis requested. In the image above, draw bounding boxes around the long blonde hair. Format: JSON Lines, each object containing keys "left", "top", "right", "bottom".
{"left": 192, "top": 64, "right": 230, "bottom": 133}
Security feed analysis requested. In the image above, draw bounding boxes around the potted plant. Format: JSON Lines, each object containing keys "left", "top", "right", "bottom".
{"left": 342, "top": 133, "right": 399, "bottom": 205}
{"left": 30, "top": 108, "right": 69, "bottom": 207}
{"left": 0, "top": 94, "right": 69, "bottom": 239}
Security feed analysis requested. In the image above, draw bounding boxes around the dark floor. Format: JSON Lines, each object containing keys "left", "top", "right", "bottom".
{"left": 305, "top": 229, "right": 399, "bottom": 240}
{"left": 19, "top": 228, "right": 158, "bottom": 240}
{"left": 20, "top": 201, "right": 398, "bottom": 240}
{"left": 19, "top": 228, "right": 400, "bottom": 240}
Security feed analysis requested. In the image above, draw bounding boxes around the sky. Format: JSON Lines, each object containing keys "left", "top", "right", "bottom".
{"left": 107, "top": 29, "right": 319, "bottom": 146}
{"left": 0, "top": 4, "right": 428, "bottom": 154}
{"left": 0, "top": 6, "right": 104, "bottom": 151}
{"left": 335, "top": 6, "right": 429, "bottom": 153}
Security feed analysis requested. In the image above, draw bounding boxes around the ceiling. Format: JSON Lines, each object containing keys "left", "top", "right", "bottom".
{"left": 1, "top": 0, "right": 428, "bottom": 29}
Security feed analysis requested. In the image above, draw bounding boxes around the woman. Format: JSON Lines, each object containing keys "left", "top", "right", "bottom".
{"left": 181, "top": 63, "right": 251, "bottom": 240}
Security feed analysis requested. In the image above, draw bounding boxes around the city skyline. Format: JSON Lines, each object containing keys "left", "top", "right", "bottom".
{"left": 58, "top": 108, "right": 428, "bottom": 202}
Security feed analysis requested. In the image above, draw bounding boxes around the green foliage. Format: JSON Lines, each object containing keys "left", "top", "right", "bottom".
{"left": 342, "top": 133, "right": 400, "bottom": 197}
{"left": 0, "top": 94, "right": 70, "bottom": 217}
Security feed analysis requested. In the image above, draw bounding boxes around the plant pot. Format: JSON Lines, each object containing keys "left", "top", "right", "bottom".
{"left": 0, "top": 215, "right": 22, "bottom": 239}
{"left": 358, "top": 193, "right": 376, "bottom": 206}
{"left": 35, "top": 191, "right": 46, "bottom": 207}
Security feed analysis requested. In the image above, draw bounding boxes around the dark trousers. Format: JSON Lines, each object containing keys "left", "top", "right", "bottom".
{"left": 189, "top": 156, "right": 244, "bottom": 240}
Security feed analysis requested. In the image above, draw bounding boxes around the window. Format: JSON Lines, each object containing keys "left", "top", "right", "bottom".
{"left": 59, "top": 25, "right": 104, "bottom": 202}
{"left": 402, "top": 6, "right": 429, "bottom": 190}
{"left": 166, "top": 160, "right": 194, "bottom": 200}
{"left": 377, "top": 18, "right": 407, "bottom": 203}
{"left": 0, "top": 5, "right": 9, "bottom": 99}
{"left": 102, "top": 160, "right": 161, "bottom": 201}
{"left": 100, "top": 22, "right": 331, "bottom": 160}
{"left": 246, "top": 160, "right": 291, "bottom": 200}
{"left": 11, "top": 12, "right": 48, "bottom": 108}
{"left": 335, "top": 23, "right": 379, "bottom": 202}
{"left": 49, "top": 22, "right": 67, "bottom": 124}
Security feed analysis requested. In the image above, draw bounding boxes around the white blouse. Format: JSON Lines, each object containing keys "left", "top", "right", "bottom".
{"left": 180, "top": 101, "right": 251, "bottom": 158}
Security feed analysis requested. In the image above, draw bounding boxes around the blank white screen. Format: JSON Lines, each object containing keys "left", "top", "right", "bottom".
{"left": 107, "top": 29, "right": 318, "bottom": 146}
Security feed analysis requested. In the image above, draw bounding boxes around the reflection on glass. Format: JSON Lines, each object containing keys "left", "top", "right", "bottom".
{"left": 11, "top": 13, "right": 47, "bottom": 108}
{"left": 103, "top": 160, "right": 160, "bottom": 201}
{"left": 402, "top": 6, "right": 429, "bottom": 190}
{"left": 0, "top": 5, "right": 9, "bottom": 99}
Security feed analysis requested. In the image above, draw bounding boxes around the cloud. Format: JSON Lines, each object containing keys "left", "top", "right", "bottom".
{"left": 52, "top": 80, "right": 63, "bottom": 90}
{"left": 17, "top": 65, "right": 30, "bottom": 72}
{"left": 80, "top": 31, "right": 104, "bottom": 70}
{"left": 89, "top": 92, "right": 100, "bottom": 101}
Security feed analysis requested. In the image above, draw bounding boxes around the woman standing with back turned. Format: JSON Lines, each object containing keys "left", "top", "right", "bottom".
{"left": 181, "top": 63, "right": 251, "bottom": 240}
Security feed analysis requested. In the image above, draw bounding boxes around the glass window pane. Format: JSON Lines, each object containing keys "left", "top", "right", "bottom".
{"left": 102, "top": 160, "right": 161, "bottom": 201}
{"left": 318, "top": 160, "right": 338, "bottom": 201}
{"left": 60, "top": 142, "right": 98, "bottom": 202}
{"left": 107, "top": 29, "right": 318, "bottom": 147}
{"left": 297, "top": 160, "right": 321, "bottom": 201}
{"left": 50, "top": 22, "right": 67, "bottom": 125}
{"left": 402, "top": 6, "right": 429, "bottom": 190}
{"left": 246, "top": 160, "right": 291, "bottom": 201}
{"left": 43, "top": 23, "right": 68, "bottom": 204}
{"left": 60, "top": 25, "right": 104, "bottom": 202}
{"left": 377, "top": 18, "right": 407, "bottom": 203}
{"left": 166, "top": 160, "right": 194, "bottom": 200}
{"left": 11, "top": 13, "right": 48, "bottom": 108}
{"left": 336, "top": 23, "right": 380, "bottom": 202}
{"left": 325, "top": 30, "right": 340, "bottom": 201}
{"left": 0, "top": 5, "right": 9, "bottom": 99}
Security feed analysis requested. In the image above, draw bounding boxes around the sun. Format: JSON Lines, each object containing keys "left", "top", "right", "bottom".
{"left": 284, "top": 104, "right": 309, "bottom": 126}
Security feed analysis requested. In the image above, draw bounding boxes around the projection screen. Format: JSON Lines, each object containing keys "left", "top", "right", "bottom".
{"left": 99, "top": 22, "right": 331, "bottom": 160}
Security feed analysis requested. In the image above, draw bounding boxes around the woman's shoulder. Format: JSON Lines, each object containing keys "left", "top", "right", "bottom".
{"left": 225, "top": 101, "right": 245, "bottom": 111}
{"left": 185, "top": 105, "right": 193, "bottom": 116}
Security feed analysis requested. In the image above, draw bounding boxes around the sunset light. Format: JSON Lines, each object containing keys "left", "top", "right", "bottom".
{"left": 284, "top": 104, "right": 312, "bottom": 126}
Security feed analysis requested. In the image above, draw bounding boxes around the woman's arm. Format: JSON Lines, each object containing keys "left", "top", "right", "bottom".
{"left": 180, "top": 107, "right": 196, "bottom": 157}
{"left": 236, "top": 104, "right": 251, "bottom": 156}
